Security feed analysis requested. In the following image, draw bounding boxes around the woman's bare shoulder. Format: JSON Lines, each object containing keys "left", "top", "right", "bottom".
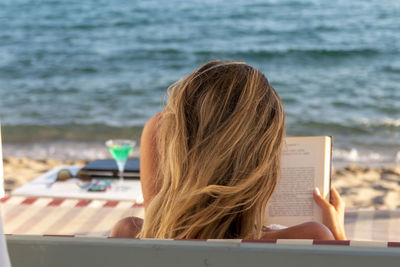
{"left": 110, "top": 217, "right": 143, "bottom": 238}
{"left": 143, "top": 113, "right": 161, "bottom": 134}
{"left": 261, "top": 222, "right": 334, "bottom": 240}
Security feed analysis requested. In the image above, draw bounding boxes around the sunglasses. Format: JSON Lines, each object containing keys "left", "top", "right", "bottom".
{"left": 56, "top": 169, "right": 92, "bottom": 181}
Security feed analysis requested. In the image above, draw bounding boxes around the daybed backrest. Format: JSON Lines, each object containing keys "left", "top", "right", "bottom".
{"left": 0, "top": 123, "right": 11, "bottom": 267}
{"left": 6, "top": 235, "right": 400, "bottom": 267}
{"left": 0, "top": 123, "right": 4, "bottom": 198}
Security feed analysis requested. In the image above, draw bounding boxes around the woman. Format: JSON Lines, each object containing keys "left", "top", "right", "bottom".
{"left": 111, "top": 60, "right": 346, "bottom": 240}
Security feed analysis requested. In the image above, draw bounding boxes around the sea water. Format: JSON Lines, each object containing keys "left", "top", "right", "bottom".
{"left": 0, "top": 0, "right": 399, "bottom": 165}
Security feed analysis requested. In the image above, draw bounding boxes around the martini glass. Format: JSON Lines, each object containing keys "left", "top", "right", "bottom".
{"left": 105, "top": 139, "right": 136, "bottom": 188}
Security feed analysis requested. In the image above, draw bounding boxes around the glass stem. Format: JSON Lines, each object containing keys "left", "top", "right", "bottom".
{"left": 116, "top": 161, "right": 126, "bottom": 184}
{"left": 118, "top": 170, "right": 123, "bottom": 184}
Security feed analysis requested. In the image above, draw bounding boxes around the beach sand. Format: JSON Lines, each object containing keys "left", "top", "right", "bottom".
{"left": 332, "top": 165, "right": 400, "bottom": 210}
{"left": 3, "top": 157, "right": 400, "bottom": 209}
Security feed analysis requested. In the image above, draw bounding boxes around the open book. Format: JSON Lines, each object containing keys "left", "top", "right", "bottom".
{"left": 265, "top": 136, "right": 332, "bottom": 226}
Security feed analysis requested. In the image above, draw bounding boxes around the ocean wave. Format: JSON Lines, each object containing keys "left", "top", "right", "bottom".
{"left": 382, "top": 65, "right": 400, "bottom": 74}
{"left": 288, "top": 120, "right": 371, "bottom": 135}
{"left": 1, "top": 124, "right": 144, "bottom": 143}
{"left": 2, "top": 140, "right": 398, "bottom": 165}
{"left": 2, "top": 141, "right": 140, "bottom": 161}
{"left": 244, "top": 0, "right": 317, "bottom": 9}
{"left": 333, "top": 148, "right": 386, "bottom": 163}
{"left": 333, "top": 148, "right": 400, "bottom": 166}
{"left": 192, "top": 48, "right": 382, "bottom": 61}
{"left": 288, "top": 117, "right": 400, "bottom": 138}
{"left": 360, "top": 118, "right": 400, "bottom": 128}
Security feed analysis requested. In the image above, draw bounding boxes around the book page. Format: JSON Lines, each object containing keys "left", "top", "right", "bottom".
{"left": 268, "top": 167, "right": 315, "bottom": 218}
{"left": 265, "top": 136, "right": 331, "bottom": 227}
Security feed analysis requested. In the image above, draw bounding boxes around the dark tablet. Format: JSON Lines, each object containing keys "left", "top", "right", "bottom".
{"left": 83, "top": 158, "right": 140, "bottom": 172}
{"left": 82, "top": 158, "right": 140, "bottom": 179}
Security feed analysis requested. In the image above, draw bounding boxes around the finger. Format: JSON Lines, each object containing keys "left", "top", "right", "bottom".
{"left": 313, "top": 188, "right": 330, "bottom": 208}
{"left": 330, "top": 187, "right": 344, "bottom": 208}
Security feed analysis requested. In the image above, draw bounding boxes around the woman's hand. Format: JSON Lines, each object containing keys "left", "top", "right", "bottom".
{"left": 313, "top": 187, "right": 347, "bottom": 240}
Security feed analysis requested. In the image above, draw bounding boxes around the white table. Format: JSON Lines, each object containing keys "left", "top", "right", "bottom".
{"left": 11, "top": 166, "right": 144, "bottom": 202}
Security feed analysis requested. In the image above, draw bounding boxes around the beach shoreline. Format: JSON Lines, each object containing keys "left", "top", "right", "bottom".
{"left": 3, "top": 156, "right": 400, "bottom": 210}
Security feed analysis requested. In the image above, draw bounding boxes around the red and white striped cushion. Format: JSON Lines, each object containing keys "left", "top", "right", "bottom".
{"left": 2, "top": 196, "right": 400, "bottom": 243}
{"left": 1, "top": 196, "right": 143, "bottom": 236}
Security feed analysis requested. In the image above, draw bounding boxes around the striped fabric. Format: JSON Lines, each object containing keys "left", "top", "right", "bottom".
{"left": 2, "top": 196, "right": 400, "bottom": 242}
{"left": 344, "top": 209, "right": 400, "bottom": 241}
{"left": 1, "top": 196, "right": 143, "bottom": 237}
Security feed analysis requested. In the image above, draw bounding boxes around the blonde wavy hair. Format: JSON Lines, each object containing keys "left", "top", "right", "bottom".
{"left": 139, "top": 60, "right": 285, "bottom": 239}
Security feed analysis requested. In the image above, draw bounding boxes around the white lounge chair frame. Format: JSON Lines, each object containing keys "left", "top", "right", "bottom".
{"left": 6, "top": 235, "right": 400, "bottom": 267}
